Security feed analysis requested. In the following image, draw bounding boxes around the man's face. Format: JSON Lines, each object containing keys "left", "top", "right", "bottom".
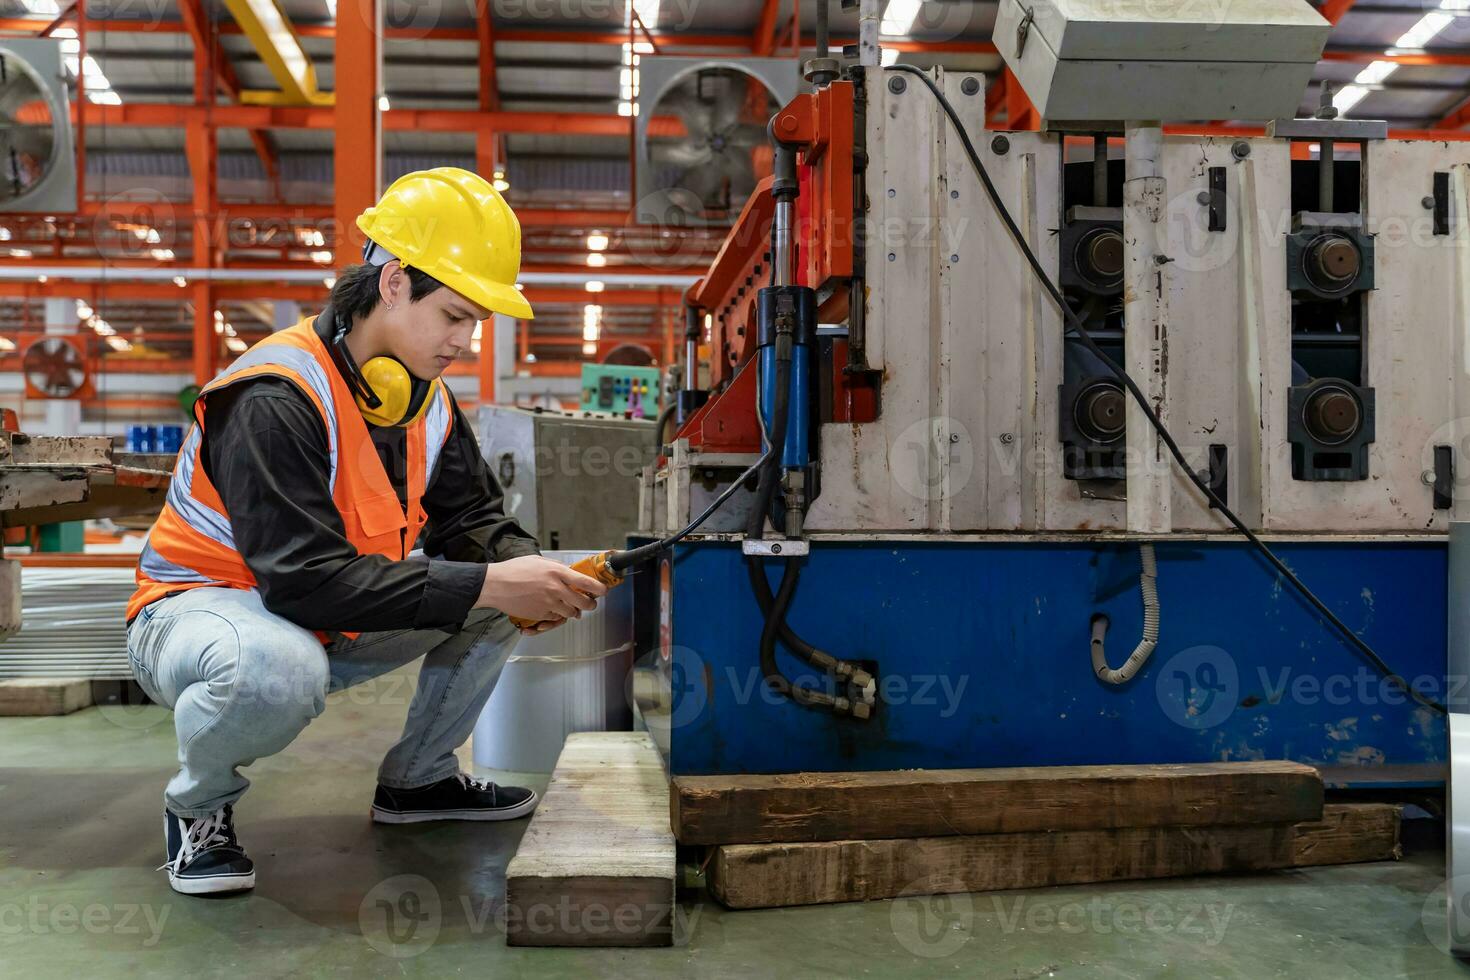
{"left": 379, "top": 268, "right": 490, "bottom": 380}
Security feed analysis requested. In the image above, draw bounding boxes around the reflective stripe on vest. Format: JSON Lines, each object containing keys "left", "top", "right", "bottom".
{"left": 128, "top": 319, "right": 456, "bottom": 626}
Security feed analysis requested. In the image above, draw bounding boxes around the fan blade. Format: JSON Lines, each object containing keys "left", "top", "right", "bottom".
{"left": 707, "top": 82, "right": 751, "bottom": 134}
{"left": 660, "top": 92, "right": 715, "bottom": 143}
{"left": 723, "top": 123, "right": 769, "bottom": 149}
{"left": 648, "top": 140, "right": 713, "bottom": 169}
{"left": 679, "top": 164, "right": 727, "bottom": 208}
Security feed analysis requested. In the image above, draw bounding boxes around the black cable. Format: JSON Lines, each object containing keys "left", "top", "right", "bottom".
{"left": 886, "top": 63, "right": 1446, "bottom": 715}
{"left": 607, "top": 449, "right": 770, "bottom": 573}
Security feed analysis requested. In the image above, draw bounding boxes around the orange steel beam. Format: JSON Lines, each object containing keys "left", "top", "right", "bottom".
{"left": 76, "top": 102, "right": 684, "bottom": 136}
{"left": 184, "top": 116, "right": 218, "bottom": 384}
{"left": 753, "top": 0, "right": 781, "bottom": 56}
{"left": 76, "top": 200, "right": 633, "bottom": 228}
{"left": 3, "top": 17, "right": 1003, "bottom": 54}
{"left": 334, "top": 0, "right": 380, "bottom": 262}
{"left": 0, "top": 280, "right": 682, "bottom": 306}
{"left": 1321, "top": 0, "right": 1358, "bottom": 24}
{"left": 1322, "top": 49, "right": 1470, "bottom": 68}
{"left": 1439, "top": 97, "right": 1470, "bottom": 129}
{"left": 177, "top": 0, "right": 279, "bottom": 192}
{"left": 1001, "top": 66, "right": 1039, "bottom": 131}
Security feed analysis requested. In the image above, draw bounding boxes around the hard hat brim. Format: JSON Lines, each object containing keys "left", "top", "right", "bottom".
{"left": 441, "top": 269, "right": 535, "bottom": 320}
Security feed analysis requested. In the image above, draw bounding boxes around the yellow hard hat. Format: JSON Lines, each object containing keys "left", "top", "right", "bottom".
{"left": 356, "top": 167, "right": 534, "bottom": 320}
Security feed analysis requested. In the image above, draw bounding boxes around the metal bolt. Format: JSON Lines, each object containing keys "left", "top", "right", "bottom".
{"left": 950, "top": 189, "right": 959, "bottom": 200}
{"left": 888, "top": 75, "right": 907, "bottom": 94}
{"left": 1424, "top": 196, "right": 1437, "bottom": 210}
{"left": 887, "top": 188, "right": 896, "bottom": 198}
{"left": 1231, "top": 141, "right": 1251, "bottom": 161}
{"left": 771, "top": 542, "right": 783, "bottom": 554}
{"left": 888, "top": 252, "right": 896, "bottom": 262}
{"left": 991, "top": 134, "right": 1011, "bottom": 156}
{"left": 999, "top": 432, "right": 1015, "bottom": 445}
{"left": 1196, "top": 191, "right": 1211, "bottom": 206}
{"left": 960, "top": 76, "right": 980, "bottom": 96}
{"left": 1422, "top": 469, "right": 1438, "bottom": 487}
{"left": 949, "top": 432, "right": 960, "bottom": 444}
{"left": 950, "top": 253, "right": 959, "bottom": 263}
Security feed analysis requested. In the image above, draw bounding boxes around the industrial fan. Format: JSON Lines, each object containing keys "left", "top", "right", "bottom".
{"left": 0, "top": 39, "right": 76, "bottom": 213}
{"left": 635, "top": 58, "right": 800, "bottom": 227}
{"left": 22, "top": 336, "right": 90, "bottom": 400}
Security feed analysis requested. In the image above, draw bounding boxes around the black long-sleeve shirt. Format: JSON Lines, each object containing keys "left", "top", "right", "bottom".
{"left": 198, "top": 316, "right": 538, "bottom": 634}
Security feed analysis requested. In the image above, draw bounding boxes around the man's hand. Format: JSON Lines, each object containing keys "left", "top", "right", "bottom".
{"left": 475, "top": 555, "right": 608, "bottom": 623}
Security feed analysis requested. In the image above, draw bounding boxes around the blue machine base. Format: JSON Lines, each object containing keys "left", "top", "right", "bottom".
{"left": 656, "top": 538, "right": 1448, "bottom": 783}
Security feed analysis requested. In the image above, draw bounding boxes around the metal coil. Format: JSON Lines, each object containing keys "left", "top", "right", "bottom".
{"left": 0, "top": 568, "right": 136, "bottom": 680}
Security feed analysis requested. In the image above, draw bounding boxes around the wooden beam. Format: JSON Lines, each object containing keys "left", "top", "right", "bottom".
{"left": 707, "top": 803, "right": 1400, "bottom": 910}
{"left": 0, "top": 679, "right": 94, "bottom": 716}
{"left": 672, "top": 761, "right": 1324, "bottom": 845}
{"left": 505, "top": 733, "right": 675, "bottom": 947}
{"left": 1291, "top": 802, "right": 1402, "bottom": 865}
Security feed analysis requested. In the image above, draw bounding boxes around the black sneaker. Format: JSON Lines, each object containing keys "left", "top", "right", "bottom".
{"left": 160, "top": 805, "right": 255, "bottom": 895}
{"left": 371, "top": 773, "right": 539, "bottom": 824}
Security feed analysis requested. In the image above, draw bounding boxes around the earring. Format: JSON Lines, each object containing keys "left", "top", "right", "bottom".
{"left": 385, "top": 302, "right": 394, "bottom": 310}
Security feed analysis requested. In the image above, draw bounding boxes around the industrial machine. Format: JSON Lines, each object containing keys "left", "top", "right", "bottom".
{"left": 630, "top": 0, "right": 1466, "bottom": 791}
{"left": 479, "top": 406, "right": 657, "bottom": 552}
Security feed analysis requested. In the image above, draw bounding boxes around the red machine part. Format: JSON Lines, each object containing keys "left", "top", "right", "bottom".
{"left": 677, "top": 80, "right": 871, "bottom": 455}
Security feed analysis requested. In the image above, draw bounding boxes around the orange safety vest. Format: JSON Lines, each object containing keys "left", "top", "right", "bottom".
{"left": 127, "top": 318, "right": 455, "bottom": 634}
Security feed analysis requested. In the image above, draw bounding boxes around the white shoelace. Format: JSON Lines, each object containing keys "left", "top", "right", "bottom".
{"left": 158, "top": 809, "right": 233, "bottom": 873}
{"left": 454, "top": 772, "right": 495, "bottom": 794}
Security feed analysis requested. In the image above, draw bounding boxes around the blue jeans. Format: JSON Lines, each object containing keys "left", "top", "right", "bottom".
{"left": 125, "top": 587, "right": 519, "bottom": 818}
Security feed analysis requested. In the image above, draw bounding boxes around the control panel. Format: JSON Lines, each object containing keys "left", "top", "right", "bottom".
{"left": 580, "top": 364, "right": 662, "bottom": 417}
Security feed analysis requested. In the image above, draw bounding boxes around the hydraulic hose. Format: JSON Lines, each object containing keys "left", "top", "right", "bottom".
{"left": 1091, "top": 544, "right": 1160, "bottom": 685}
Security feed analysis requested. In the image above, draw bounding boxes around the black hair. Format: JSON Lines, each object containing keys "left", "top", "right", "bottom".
{"left": 328, "top": 262, "right": 447, "bottom": 321}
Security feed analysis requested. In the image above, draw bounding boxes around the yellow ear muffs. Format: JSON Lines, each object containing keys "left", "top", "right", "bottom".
{"left": 355, "top": 356, "right": 438, "bottom": 427}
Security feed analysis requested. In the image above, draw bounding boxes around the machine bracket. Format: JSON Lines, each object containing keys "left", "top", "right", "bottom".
{"left": 742, "top": 538, "right": 810, "bottom": 557}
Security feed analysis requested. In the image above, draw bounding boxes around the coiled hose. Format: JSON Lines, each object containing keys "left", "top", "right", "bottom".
{"left": 1090, "top": 543, "right": 1159, "bottom": 685}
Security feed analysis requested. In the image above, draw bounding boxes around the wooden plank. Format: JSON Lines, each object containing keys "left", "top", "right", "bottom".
{"left": 708, "top": 823, "right": 1299, "bottom": 909}
{"left": 505, "top": 732, "right": 675, "bottom": 947}
{"left": 673, "top": 761, "right": 1324, "bottom": 845}
{"left": 706, "top": 802, "right": 1401, "bottom": 910}
{"left": 1292, "top": 803, "right": 1402, "bottom": 866}
{"left": 0, "top": 678, "right": 94, "bottom": 716}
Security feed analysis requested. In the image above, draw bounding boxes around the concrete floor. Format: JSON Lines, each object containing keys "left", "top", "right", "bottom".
{"left": 1, "top": 666, "right": 1467, "bottom": 979}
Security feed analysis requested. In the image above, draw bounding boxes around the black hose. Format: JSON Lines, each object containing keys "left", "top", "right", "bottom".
{"left": 886, "top": 63, "right": 1446, "bottom": 715}
{"left": 757, "top": 559, "right": 832, "bottom": 707}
